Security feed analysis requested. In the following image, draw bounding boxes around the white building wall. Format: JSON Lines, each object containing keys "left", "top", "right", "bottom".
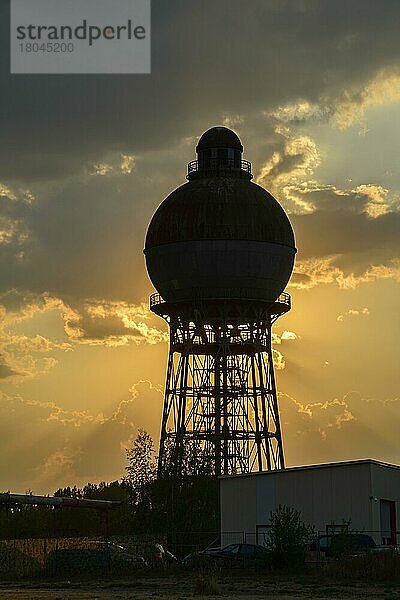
{"left": 220, "top": 460, "right": 400, "bottom": 546}
{"left": 272, "top": 462, "right": 371, "bottom": 532}
{"left": 220, "top": 473, "right": 258, "bottom": 544}
{"left": 370, "top": 463, "right": 400, "bottom": 543}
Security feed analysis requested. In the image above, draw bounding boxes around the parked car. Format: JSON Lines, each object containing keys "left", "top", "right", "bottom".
{"left": 46, "top": 540, "right": 146, "bottom": 575}
{"left": 89, "top": 540, "right": 147, "bottom": 567}
{"left": 309, "top": 533, "right": 376, "bottom": 557}
{"left": 183, "top": 543, "right": 269, "bottom": 566}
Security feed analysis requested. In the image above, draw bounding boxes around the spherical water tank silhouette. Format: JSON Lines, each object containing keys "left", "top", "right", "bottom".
{"left": 144, "top": 126, "right": 296, "bottom": 304}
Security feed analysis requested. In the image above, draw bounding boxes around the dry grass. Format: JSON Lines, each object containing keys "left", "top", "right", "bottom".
{"left": 0, "top": 586, "right": 396, "bottom": 600}
{"left": 323, "top": 551, "right": 400, "bottom": 583}
{"left": 193, "top": 572, "right": 222, "bottom": 596}
{"left": 0, "top": 559, "right": 400, "bottom": 600}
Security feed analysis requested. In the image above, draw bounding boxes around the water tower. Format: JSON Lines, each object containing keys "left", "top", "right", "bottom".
{"left": 144, "top": 127, "right": 296, "bottom": 477}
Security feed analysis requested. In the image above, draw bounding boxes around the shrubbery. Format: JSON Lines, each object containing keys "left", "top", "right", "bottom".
{"left": 266, "top": 504, "right": 314, "bottom": 569}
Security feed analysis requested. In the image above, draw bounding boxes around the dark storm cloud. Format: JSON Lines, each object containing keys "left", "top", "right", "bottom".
{"left": 290, "top": 180, "right": 400, "bottom": 264}
{"left": 0, "top": 173, "right": 152, "bottom": 304}
{"left": 1, "top": 0, "right": 400, "bottom": 181}
{"left": 289, "top": 195, "right": 400, "bottom": 287}
{"left": 0, "top": 141, "right": 192, "bottom": 336}
{"left": 293, "top": 209, "right": 400, "bottom": 266}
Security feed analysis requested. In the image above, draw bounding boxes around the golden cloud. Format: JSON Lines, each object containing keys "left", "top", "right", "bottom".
{"left": 272, "top": 348, "right": 285, "bottom": 370}
{"left": 256, "top": 128, "right": 320, "bottom": 213}
{"left": 90, "top": 161, "right": 113, "bottom": 176}
{"left": 268, "top": 69, "right": 400, "bottom": 134}
{"left": 67, "top": 299, "right": 168, "bottom": 346}
{"left": 279, "top": 392, "right": 357, "bottom": 438}
{"left": 353, "top": 184, "right": 390, "bottom": 219}
{"left": 222, "top": 114, "right": 244, "bottom": 128}
{"left": 337, "top": 307, "right": 370, "bottom": 322}
{"left": 89, "top": 153, "right": 137, "bottom": 177}
{"left": 120, "top": 153, "right": 136, "bottom": 175}
{"left": 0, "top": 292, "right": 169, "bottom": 382}
{"left": 291, "top": 256, "right": 400, "bottom": 290}
{"left": 280, "top": 330, "right": 298, "bottom": 341}
{"left": 269, "top": 100, "right": 330, "bottom": 124}
{"left": 333, "top": 69, "right": 400, "bottom": 130}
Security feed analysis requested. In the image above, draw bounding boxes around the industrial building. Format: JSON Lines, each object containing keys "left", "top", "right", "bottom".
{"left": 220, "top": 459, "right": 400, "bottom": 546}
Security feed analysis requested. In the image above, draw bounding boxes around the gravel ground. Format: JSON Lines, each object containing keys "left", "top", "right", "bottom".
{"left": 0, "top": 577, "right": 399, "bottom": 600}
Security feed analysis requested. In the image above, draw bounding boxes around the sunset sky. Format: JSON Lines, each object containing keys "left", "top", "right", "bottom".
{"left": 0, "top": 0, "right": 399, "bottom": 493}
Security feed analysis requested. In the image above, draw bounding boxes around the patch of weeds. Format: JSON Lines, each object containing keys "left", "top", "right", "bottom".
{"left": 194, "top": 573, "right": 222, "bottom": 596}
{"left": 308, "top": 586, "right": 343, "bottom": 597}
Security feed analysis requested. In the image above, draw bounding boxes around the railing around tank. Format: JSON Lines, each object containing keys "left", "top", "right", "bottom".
{"left": 276, "top": 291, "right": 291, "bottom": 308}
{"left": 149, "top": 291, "right": 291, "bottom": 310}
{"left": 187, "top": 158, "right": 252, "bottom": 177}
{"left": 150, "top": 292, "right": 164, "bottom": 310}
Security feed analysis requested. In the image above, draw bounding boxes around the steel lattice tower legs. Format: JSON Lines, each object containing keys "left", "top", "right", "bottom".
{"left": 153, "top": 298, "right": 289, "bottom": 477}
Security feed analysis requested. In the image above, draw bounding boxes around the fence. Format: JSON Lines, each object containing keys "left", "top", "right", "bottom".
{"left": 167, "top": 531, "right": 219, "bottom": 560}
{"left": 221, "top": 529, "right": 400, "bottom": 552}
{"left": 0, "top": 531, "right": 221, "bottom": 579}
{"left": 0, "top": 534, "right": 167, "bottom": 579}
{"left": 1, "top": 528, "right": 399, "bottom": 579}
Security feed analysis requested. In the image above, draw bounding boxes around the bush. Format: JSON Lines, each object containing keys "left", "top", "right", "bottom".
{"left": 266, "top": 505, "right": 314, "bottom": 569}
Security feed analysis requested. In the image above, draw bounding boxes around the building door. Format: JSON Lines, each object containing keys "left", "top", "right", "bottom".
{"left": 380, "top": 499, "right": 396, "bottom": 546}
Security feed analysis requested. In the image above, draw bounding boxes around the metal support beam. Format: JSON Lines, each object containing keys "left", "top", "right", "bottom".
{"left": 154, "top": 298, "right": 289, "bottom": 477}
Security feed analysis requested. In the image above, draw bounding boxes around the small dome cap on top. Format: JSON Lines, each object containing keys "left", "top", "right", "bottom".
{"left": 196, "top": 126, "right": 243, "bottom": 152}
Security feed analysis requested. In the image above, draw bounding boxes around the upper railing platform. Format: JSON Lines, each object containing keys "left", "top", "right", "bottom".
{"left": 149, "top": 291, "right": 291, "bottom": 317}
{"left": 187, "top": 158, "right": 252, "bottom": 179}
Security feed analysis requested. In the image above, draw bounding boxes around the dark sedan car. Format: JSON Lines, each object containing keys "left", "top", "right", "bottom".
{"left": 46, "top": 541, "right": 146, "bottom": 575}
{"left": 184, "top": 543, "right": 269, "bottom": 565}
{"left": 309, "top": 533, "right": 376, "bottom": 557}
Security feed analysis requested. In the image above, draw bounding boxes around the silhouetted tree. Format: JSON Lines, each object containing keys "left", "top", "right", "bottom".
{"left": 161, "top": 437, "right": 215, "bottom": 477}
{"left": 125, "top": 429, "right": 156, "bottom": 504}
{"left": 54, "top": 485, "right": 82, "bottom": 499}
{"left": 123, "top": 430, "right": 219, "bottom": 536}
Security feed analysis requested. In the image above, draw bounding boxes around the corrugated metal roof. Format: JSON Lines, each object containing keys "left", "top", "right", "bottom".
{"left": 219, "top": 459, "right": 400, "bottom": 479}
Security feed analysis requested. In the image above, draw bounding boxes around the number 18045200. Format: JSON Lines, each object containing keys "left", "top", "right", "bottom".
{"left": 19, "top": 42, "right": 75, "bottom": 53}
